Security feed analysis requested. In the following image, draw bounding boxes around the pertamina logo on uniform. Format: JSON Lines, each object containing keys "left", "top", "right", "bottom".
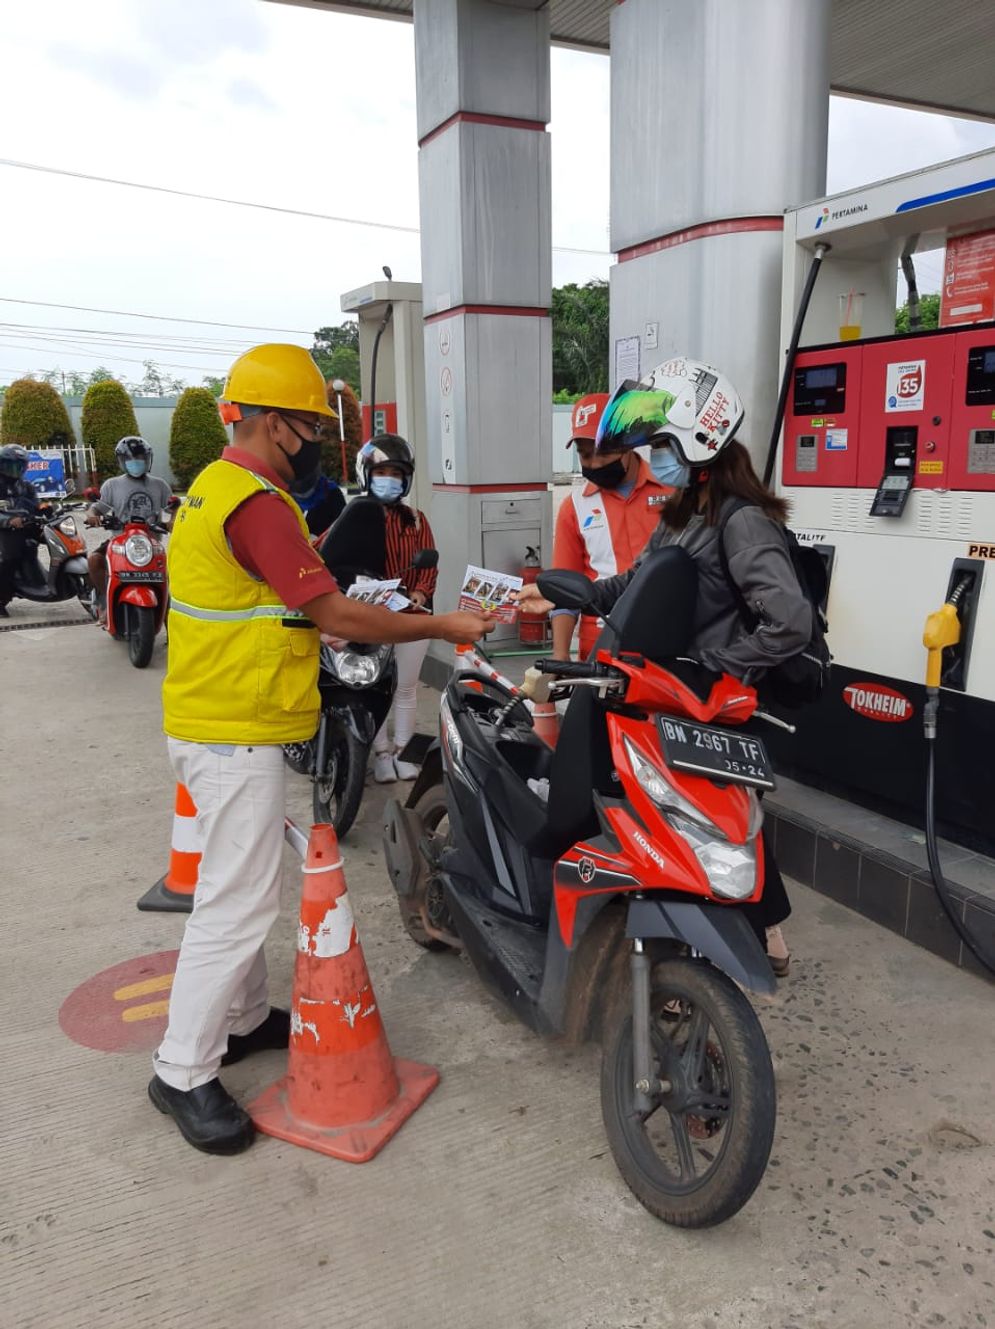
{"left": 842, "top": 681, "right": 914, "bottom": 723}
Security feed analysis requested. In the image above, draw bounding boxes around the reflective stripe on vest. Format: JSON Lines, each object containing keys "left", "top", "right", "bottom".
{"left": 571, "top": 486, "right": 618, "bottom": 579}
{"left": 169, "top": 598, "right": 307, "bottom": 623}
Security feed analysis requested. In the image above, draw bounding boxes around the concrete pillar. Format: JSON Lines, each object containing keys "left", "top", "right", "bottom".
{"left": 414, "top": 0, "right": 552, "bottom": 651}
{"left": 608, "top": 0, "right": 832, "bottom": 472}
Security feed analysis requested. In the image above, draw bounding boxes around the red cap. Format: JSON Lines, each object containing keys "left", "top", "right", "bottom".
{"left": 567, "top": 393, "right": 610, "bottom": 445}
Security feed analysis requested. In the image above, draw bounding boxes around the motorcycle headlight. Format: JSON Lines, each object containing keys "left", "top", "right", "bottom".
{"left": 124, "top": 534, "right": 154, "bottom": 567}
{"left": 623, "top": 736, "right": 761, "bottom": 899}
{"left": 669, "top": 815, "right": 758, "bottom": 900}
{"left": 333, "top": 650, "right": 382, "bottom": 687}
{"left": 58, "top": 516, "right": 78, "bottom": 537}
{"left": 624, "top": 737, "right": 718, "bottom": 834}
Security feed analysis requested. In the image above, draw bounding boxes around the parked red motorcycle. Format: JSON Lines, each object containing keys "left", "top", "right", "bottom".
{"left": 384, "top": 547, "right": 780, "bottom": 1228}
{"left": 90, "top": 500, "right": 170, "bottom": 667}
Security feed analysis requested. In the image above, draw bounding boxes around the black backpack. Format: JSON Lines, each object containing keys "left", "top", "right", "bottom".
{"left": 716, "top": 500, "right": 832, "bottom": 710}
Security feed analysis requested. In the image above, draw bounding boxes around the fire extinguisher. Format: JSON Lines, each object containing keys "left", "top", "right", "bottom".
{"left": 518, "top": 545, "right": 547, "bottom": 646}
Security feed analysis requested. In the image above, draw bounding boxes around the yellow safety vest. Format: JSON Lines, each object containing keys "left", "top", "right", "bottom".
{"left": 162, "top": 459, "right": 320, "bottom": 744}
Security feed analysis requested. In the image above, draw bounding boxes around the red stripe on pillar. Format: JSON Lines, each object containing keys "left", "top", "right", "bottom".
{"left": 418, "top": 110, "right": 548, "bottom": 149}
{"left": 617, "top": 216, "right": 784, "bottom": 262}
{"left": 424, "top": 304, "right": 549, "bottom": 325}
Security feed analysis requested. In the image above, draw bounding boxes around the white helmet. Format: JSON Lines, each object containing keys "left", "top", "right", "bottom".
{"left": 595, "top": 357, "right": 744, "bottom": 466}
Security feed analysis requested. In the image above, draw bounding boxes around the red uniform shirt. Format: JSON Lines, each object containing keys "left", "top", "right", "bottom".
{"left": 552, "top": 457, "right": 668, "bottom": 654}
{"left": 222, "top": 447, "right": 339, "bottom": 610}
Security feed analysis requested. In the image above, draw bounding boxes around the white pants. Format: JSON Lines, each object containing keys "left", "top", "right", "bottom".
{"left": 374, "top": 636, "right": 430, "bottom": 754}
{"left": 153, "top": 738, "right": 286, "bottom": 1091}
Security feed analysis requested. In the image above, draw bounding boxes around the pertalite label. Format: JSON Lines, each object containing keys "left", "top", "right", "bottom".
{"left": 842, "top": 682, "right": 914, "bottom": 723}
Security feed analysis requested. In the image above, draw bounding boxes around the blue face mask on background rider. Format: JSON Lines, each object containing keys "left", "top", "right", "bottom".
{"left": 124, "top": 459, "right": 148, "bottom": 478}
{"left": 371, "top": 475, "right": 405, "bottom": 503}
{"left": 649, "top": 445, "right": 691, "bottom": 490}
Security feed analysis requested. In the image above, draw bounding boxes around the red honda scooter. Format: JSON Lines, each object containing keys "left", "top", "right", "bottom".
{"left": 90, "top": 501, "right": 170, "bottom": 668}
{"left": 383, "top": 547, "right": 781, "bottom": 1229}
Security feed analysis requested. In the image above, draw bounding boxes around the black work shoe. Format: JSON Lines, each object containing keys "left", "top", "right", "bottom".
{"left": 221, "top": 1007, "right": 291, "bottom": 1066}
{"left": 148, "top": 1075, "right": 255, "bottom": 1155}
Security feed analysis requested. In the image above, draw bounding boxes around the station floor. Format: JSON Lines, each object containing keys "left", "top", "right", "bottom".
{"left": 1, "top": 596, "right": 992, "bottom": 1329}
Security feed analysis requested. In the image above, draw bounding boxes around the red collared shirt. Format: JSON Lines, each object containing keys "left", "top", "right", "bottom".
{"left": 222, "top": 447, "right": 339, "bottom": 610}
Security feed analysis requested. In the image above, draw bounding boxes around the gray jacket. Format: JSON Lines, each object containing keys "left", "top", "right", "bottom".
{"left": 586, "top": 498, "right": 812, "bottom": 684}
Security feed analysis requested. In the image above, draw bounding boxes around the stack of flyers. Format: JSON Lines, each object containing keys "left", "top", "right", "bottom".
{"left": 458, "top": 565, "right": 523, "bottom": 624}
{"left": 346, "top": 577, "right": 411, "bottom": 612}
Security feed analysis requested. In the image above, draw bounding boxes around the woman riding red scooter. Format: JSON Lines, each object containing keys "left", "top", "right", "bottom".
{"left": 519, "top": 357, "right": 812, "bottom": 971}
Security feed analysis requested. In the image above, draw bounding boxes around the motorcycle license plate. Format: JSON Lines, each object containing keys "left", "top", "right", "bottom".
{"left": 657, "top": 718, "right": 775, "bottom": 790}
{"left": 118, "top": 571, "right": 164, "bottom": 583}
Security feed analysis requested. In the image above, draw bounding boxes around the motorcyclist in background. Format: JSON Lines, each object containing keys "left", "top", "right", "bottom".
{"left": 85, "top": 437, "right": 172, "bottom": 626}
{"left": 0, "top": 444, "right": 40, "bottom": 617}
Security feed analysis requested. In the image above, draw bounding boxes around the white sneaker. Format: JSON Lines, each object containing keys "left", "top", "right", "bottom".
{"left": 373, "top": 752, "right": 397, "bottom": 784}
{"left": 394, "top": 754, "right": 420, "bottom": 780}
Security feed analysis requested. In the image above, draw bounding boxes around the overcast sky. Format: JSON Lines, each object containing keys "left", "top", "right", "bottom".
{"left": 2, "top": 0, "right": 995, "bottom": 389}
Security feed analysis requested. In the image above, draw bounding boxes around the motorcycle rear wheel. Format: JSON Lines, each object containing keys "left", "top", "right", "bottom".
{"left": 127, "top": 604, "right": 156, "bottom": 669}
{"left": 600, "top": 954, "right": 775, "bottom": 1228}
{"left": 401, "top": 783, "right": 456, "bottom": 952}
{"left": 312, "top": 715, "right": 366, "bottom": 839}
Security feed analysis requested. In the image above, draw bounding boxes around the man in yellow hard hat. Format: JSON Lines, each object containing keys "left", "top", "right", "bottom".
{"left": 151, "top": 343, "right": 493, "bottom": 1154}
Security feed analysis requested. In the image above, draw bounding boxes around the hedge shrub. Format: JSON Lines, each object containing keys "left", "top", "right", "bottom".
{"left": 170, "top": 387, "right": 229, "bottom": 490}
{"left": 81, "top": 379, "right": 140, "bottom": 482}
{"left": 0, "top": 378, "right": 76, "bottom": 450}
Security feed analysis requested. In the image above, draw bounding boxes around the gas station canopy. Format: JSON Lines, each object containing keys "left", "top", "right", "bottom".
{"left": 270, "top": 0, "right": 995, "bottom": 122}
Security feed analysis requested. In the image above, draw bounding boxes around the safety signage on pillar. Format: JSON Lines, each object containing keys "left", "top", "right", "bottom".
{"left": 439, "top": 322, "right": 456, "bottom": 482}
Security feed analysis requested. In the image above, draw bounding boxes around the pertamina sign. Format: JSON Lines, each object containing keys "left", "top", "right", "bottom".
{"left": 842, "top": 682, "right": 914, "bottom": 723}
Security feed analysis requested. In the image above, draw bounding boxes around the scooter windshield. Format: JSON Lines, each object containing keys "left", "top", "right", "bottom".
{"left": 317, "top": 496, "right": 388, "bottom": 592}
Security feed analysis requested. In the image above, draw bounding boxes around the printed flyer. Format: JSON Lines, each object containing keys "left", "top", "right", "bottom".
{"left": 458, "top": 565, "right": 523, "bottom": 624}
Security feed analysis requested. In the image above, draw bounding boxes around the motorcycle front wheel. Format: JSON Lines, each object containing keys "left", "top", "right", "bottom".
{"left": 127, "top": 604, "right": 156, "bottom": 668}
{"left": 312, "top": 714, "right": 367, "bottom": 839}
{"left": 600, "top": 954, "right": 775, "bottom": 1229}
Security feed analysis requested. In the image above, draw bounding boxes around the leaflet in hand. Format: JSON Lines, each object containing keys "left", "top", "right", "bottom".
{"left": 347, "top": 577, "right": 410, "bottom": 612}
{"left": 458, "top": 564, "right": 523, "bottom": 624}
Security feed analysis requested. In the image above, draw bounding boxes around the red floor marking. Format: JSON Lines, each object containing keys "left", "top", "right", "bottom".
{"left": 59, "top": 950, "right": 179, "bottom": 1052}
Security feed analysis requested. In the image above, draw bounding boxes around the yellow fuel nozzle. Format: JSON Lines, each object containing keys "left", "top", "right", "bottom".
{"left": 923, "top": 601, "right": 962, "bottom": 689}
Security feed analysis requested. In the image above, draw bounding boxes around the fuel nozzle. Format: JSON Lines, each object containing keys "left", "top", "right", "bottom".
{"left": 921, "top": 574, "right": 973, "bottom": 735}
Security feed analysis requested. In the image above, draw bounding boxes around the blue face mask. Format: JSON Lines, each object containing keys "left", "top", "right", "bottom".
{"left": 650, "top": 447, "right": 690, "bottom": 489}
{"left": 124, "top": 459, "right": 148, "bottom": 478}
{"left": 370, "top": 475, "right": 404, "bottom": 503}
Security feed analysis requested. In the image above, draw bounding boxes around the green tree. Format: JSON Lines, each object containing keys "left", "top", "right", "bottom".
{"left": 322, "top": 379, "right": 363, "bottom": 486}
{"left": 310, "top": 322, "right": 360, "bottom": 380}
{"left": 324, "top": 345, "right": 361, "bottom": 394}
{"left": 134, "top": 359, "right": 186, "bottom": 397}
{"left": 170, "top": 386, "right": 229, "bottom": 490}
{"left": 895, "top": 293, "right": 941, "bottom": 333}
{"left": 551, "top": 279, "right": 609, "bottom": 395}
{"left": 201, "top": 374, "right": 226, "bottom": 396}
{"left": 81, "top": 379, "right": 140, "bottom": 481}
{"left": 0, "top": 378, "right": 76, "bottom": 450}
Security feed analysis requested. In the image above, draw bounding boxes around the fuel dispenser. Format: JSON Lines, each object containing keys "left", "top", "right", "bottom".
{"left": 772, "top": 150, "right": 995, "bottom": 855}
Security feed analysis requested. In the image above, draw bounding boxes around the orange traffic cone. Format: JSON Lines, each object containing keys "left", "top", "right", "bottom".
{"left": 248, "top": 823, "right": 439, "bottom": 1162}
{"left": 530, "top": 700, "right": 560, "bottom": 748}
{"left": 137, "top": 782, "right": 200, "bottom": 913}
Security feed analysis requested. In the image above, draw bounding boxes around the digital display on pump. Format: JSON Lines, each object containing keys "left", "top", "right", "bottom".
{"left": 793, "top": 361, "right": 847, "bottom": 415}
{"left": 966, "top": 344, "right": 995, "bottom": 406}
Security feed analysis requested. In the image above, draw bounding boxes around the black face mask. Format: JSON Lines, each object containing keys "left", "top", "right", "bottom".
{"left": 581, "top": 457, "right": 628, "bottom": 490}
{"left": 279, "top": 418, "right": 323, "bottom": 496}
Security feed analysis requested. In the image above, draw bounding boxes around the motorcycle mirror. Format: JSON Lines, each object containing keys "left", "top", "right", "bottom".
{"left": 536, "top": 569, "right": 595, "bottom": 613}
{"left": 167, "top": 495, "right": 182, "bottom": 510}
{"left": 63, "top": 478, "right": 76, "bottom": 495}
{"left": 413, "top": 548, "right": 439, "bottom": 571}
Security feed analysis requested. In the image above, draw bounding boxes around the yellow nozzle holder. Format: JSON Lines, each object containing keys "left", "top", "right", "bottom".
{"left": 221, "top": 343, "right": 337, "bottom": 419}
{"left": 923, "top": 601, "right": 962, "bottom": 689}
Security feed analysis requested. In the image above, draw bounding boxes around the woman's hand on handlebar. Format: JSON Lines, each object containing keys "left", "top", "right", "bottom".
{"left": 513, "top": 583, "right": 554, "bottom": 616}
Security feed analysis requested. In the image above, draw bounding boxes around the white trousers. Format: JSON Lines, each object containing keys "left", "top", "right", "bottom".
{"left": 154, "top": 738, "right": 286, "bottom": 1091}
{"left": 374, "top": 636, "right": 430, "bottom": 754}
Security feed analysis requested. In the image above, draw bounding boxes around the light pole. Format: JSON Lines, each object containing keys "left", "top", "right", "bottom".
{"left": 331, "top": 378, "right": 349, "bottom": 488}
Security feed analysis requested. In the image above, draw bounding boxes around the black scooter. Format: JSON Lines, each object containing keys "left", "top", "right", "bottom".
{"left": 284, "top": 498, "right": 437, "bottom": 838}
